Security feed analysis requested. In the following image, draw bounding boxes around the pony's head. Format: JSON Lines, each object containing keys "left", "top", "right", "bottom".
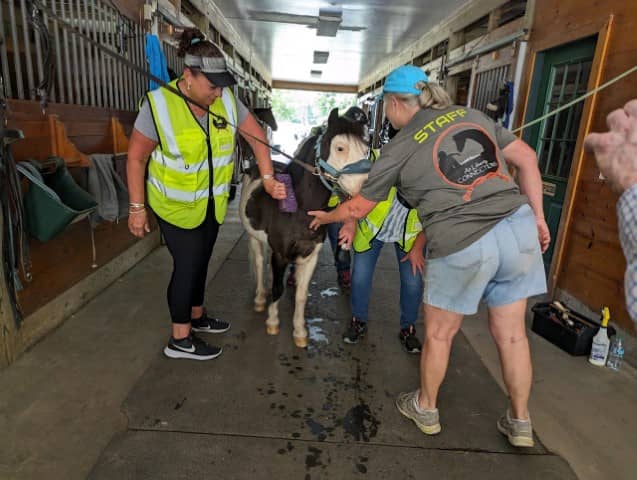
{"left": 319, "top": 108, "right": 370, "bottom": 196}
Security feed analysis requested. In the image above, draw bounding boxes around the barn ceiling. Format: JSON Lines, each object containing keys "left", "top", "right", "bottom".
{"left": 212, "top": 1, "right": 469, "bottom": 86}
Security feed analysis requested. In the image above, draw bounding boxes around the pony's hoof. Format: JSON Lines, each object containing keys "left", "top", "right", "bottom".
{"left": 294, "top": 336, "right": 308, "bottom": 348}
{"left": 266, "top": 325, "right": 279, "bottom": 335}
{"left": 254, "top": 303, "right": 266, "bottom": 313}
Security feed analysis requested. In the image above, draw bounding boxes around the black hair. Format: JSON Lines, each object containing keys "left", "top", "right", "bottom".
{"left": 177, "top": 28, "right": 223, "bottom": 59}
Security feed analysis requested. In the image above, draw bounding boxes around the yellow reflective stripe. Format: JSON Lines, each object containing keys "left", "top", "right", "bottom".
{"left": 212, "top": 164, "right": 233, "bottom": 186}
{"left": 212, "top": 153, "right": 233, "bottom": 168}
{"left": 151, "top": 150, "right": 208, "bottom": 174}
{"left": 148, "top": 175, "right": 209, "bottom": 202}
{"left": 213, "top": 184, "right": 230, "bottom": 196}
{"left": 148, "top": 160, "right": 209, "bottom": 191}
{"left": 149, "top": 89, "right": 180, "bottom": 158}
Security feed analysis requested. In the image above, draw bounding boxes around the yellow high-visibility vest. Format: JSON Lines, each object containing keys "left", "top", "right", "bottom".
{"left": 146, "top": 79, "right": 237, "bottom": 228}
{"left": 353, "top": 187, "right": 422, "bottom": 253}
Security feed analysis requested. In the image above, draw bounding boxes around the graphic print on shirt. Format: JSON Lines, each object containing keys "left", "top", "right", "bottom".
{"left": 433, "top": 122, "right": 509, "bottom": 201}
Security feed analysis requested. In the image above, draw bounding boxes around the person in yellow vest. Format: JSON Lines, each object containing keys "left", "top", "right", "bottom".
{"left": 127, "top": 28, "right": 286, "bottom": 361}
{"left": 339, "top": 183, "right": 426, "bottom": 353}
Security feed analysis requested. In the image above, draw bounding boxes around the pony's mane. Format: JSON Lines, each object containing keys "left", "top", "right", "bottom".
{"left": 288, "top": 135, "right": 318, "bottom": 185}
{"left": 319, "top": 117, "right": 367, "bottom": 160}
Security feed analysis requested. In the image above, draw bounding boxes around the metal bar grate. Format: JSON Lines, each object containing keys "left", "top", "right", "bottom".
{"left": 537, "top": 59, "right": 593, "bottom": 178}
{"left": 472, "top": 65, "right": 509, "bottom": 114}
{"left": 1, "top": 0, "right": 149, "bottom": 112}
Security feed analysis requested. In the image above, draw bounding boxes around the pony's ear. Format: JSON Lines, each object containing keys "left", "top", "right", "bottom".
{"left": 328, "top": 108, "right": 339, "bottom": 126}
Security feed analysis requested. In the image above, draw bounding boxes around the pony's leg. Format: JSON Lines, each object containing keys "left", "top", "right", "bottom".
{"left": 249, "top": 235, "right": 267, "bottom": 312}
{"left": 266, "top": 252, "right": 287, "bottom": 335}
{"left": 291, "top": 243, "right": 322, "bottom": 348}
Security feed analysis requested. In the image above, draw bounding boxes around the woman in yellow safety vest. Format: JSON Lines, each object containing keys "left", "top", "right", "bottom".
{"left": 127, "top": 28, "right": 286, "bottom": 361}
{"left": 339, "top": 166, "right": 426, "bottom": 353}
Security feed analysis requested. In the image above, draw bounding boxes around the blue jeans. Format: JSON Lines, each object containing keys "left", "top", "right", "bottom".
{"left": 351, "top": 238, "right": 424, "bottom": 329}
{"left": 327, "top": 222, "right": 350, "bottom": 273}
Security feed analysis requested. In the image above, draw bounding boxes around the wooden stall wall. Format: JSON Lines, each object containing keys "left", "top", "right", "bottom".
{"left": 5, "top": 100, "right": 149, "bottom": 318}
{"left": 516, "top": 0, "right": 637, "bottom": 333}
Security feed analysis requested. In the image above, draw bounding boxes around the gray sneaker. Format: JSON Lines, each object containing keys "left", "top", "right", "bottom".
{"left": 497, "top": 409, "right": 534, "bottom": 447}
{"left": 395, "top": 390, "right": 441, "bottom": 435}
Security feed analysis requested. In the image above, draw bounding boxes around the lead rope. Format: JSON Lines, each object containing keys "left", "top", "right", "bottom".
{"left": 512, "top": 63, "right": 637, "bottom": 134}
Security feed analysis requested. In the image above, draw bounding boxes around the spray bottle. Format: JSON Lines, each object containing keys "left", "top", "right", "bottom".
{"left": 589, "top": 307, "right": 611, "bottom": 366}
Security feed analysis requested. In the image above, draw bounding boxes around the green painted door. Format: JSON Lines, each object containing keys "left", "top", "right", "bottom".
{"left": 525, "top": 36, "right": 597, "bottom": 270}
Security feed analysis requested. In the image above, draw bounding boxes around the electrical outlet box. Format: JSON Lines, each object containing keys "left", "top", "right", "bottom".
{"left": 143, "top": 4, "right": 153, "bottom": 21}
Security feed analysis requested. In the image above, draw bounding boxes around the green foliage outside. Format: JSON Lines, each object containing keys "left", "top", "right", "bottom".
{"left": 271, "top": 90, "right": 298, "bottom": 123}
{"left": 271, "top": 89, "right": 357, "bottom": 127}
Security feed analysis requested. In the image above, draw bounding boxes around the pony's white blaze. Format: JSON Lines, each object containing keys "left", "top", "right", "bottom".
{"left": 324, "top": 133, "right": 369, "bottom": 196}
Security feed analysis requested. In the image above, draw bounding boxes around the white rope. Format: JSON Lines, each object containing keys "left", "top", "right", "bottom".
{"left": 512, "top": 64, "right": 637, "bottom": 134}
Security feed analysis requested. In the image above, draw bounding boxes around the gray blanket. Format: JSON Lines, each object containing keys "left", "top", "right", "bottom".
{"left": 88, "top": 154, "right": 128, "bottom": 226}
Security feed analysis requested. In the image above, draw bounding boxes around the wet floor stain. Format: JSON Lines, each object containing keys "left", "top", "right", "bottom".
{"left": 305, "top": 418, "right": 330, "bottom": 441}
{"left": 307, "top": 318, "right": 329, "bottom": 344}
{"left": 356, "top": 455, "right": 369, "bottom": 473}
{"left": 342, "top": 402, "right": 380, "bottom": 442}
{"left": 319, "top": 287, "right": 339, "bottom": 298}
{"left": 305, "top": 445, "right": 330, "bottom": 478}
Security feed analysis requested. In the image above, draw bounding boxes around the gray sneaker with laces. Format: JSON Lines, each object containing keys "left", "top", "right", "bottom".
{"left": 497, "top": 409, "right": 534, "bottom": 447}
{"left": 395, "top": 390, "right": 441, "bottom": 435}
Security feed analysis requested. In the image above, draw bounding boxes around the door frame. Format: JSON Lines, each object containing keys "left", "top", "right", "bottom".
{"left": 517, "top": 15, "right": 614, "bottom": 293}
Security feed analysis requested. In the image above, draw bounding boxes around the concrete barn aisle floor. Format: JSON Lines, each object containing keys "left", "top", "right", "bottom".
{"left": 9, "top": 197, "right": 636, "bottom": 478}
{"left": 87, "top": 235, "right": 574, "bottom": 480}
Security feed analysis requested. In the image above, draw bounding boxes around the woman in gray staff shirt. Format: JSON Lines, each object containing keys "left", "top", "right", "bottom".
{"left": 308, "top": 65, "right": 550, "bottom": 448}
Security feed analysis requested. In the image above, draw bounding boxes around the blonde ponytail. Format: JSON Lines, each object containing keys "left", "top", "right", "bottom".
{"left": 417, "top": 81, "right": 452, "bottom": 110}
{"left": 389, "top": 81, "right": 453, "bottom": 111}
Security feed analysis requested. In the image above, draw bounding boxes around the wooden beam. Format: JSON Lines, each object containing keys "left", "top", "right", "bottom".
{"left": 271, "top": 81, "right": 358, "bottom": 94}
{"left": 110, "top": 0, "right": 145, "bottom": 23}
{"left": 111, "top": 117, "right": 130, "bottom": 154}
{"left": 48, "top": 115, "right": 91, "bottom": 167}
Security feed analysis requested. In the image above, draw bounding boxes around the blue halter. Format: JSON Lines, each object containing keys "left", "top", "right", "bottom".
{"left": 313, "top": 130, "right": 373, "bottom": 193}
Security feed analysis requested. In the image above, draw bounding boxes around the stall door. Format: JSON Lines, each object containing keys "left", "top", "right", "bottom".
{"left": 526, "top": 37, "right": 596, "bottom": 270}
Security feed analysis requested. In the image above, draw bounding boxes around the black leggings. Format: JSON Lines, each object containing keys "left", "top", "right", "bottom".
{"left": 155, "top": 204, "right": 220, "bottom": 324}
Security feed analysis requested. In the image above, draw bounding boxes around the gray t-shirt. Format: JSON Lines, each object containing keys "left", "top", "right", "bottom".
{"left": 134, "top": 94, "right": 249, "bottom": 142}
{"left": 360, "top": 106, "right": 527, "bottom": 259}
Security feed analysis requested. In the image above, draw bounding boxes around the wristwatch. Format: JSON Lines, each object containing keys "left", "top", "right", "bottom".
{"left": 262, "top": 174, "right": 274, "bottom": 181}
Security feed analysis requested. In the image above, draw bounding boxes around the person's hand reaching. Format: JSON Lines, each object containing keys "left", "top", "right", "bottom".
{"left": 585, "top": 99, "right": 637, "bottom": 193}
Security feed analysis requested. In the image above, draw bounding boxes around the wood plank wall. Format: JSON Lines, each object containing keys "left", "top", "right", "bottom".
{"left": 6, "top": 100, "right": 146, "bottom": 317}
{"left": 516, "top": 0, "right": 637, "bottom": 332}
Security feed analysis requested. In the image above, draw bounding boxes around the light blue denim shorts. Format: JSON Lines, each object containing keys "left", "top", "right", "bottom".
{"left": 423, "top": 204, "right": 547, "bottom": 315}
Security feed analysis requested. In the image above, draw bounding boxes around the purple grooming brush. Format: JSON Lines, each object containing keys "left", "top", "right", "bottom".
{"left": 275, "top": 173, "right": 298, "bottom": 213}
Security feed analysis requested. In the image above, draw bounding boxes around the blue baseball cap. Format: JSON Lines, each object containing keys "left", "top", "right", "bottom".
{"left": 383, "top": 65, "right": 429, "bottom": 95}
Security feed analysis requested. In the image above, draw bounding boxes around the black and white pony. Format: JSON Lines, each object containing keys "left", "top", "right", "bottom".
{"left": 239, "top": 108, "right": 370, "bottom": 347}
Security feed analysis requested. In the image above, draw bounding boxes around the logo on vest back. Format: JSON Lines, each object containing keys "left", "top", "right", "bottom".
{"left": 433, "top": 122, "right": 509, "bottom": 201}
